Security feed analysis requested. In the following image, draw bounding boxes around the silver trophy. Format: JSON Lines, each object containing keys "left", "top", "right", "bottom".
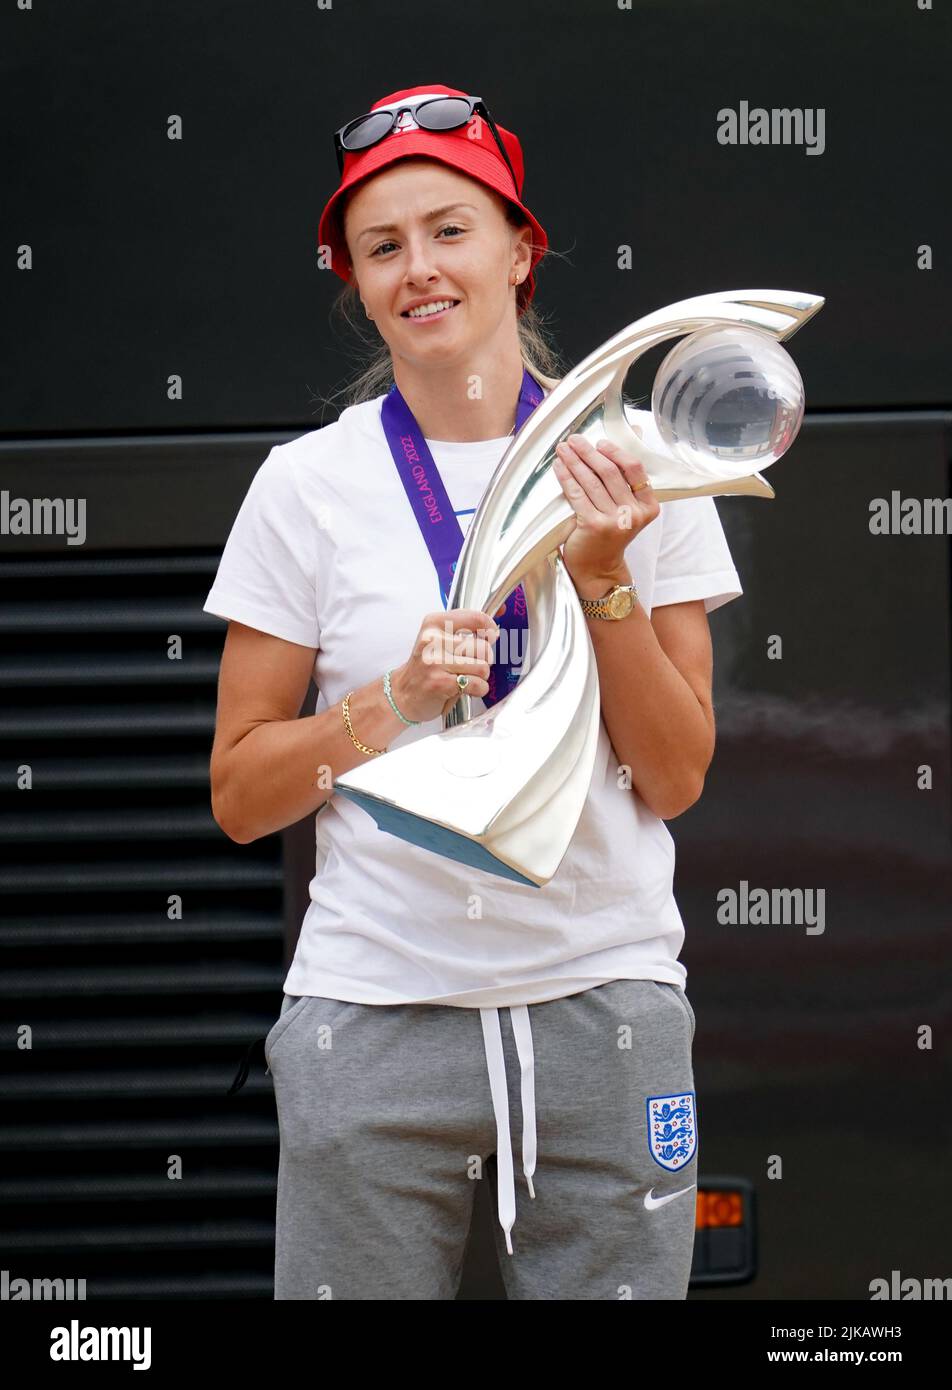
{"left": 333, "top": 289, "right": 824, "bottom": 887}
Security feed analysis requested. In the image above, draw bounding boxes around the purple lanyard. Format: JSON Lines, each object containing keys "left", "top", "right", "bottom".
{"left": 382, "top": 367, "right": 544, "bottom": 707}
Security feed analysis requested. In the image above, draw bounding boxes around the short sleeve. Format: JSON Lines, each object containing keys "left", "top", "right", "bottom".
{"left": 649, "top": 495, "right": 743, "bottom": 614}
{"left": 202, "top": 445, "right": 321, "bottom": 648}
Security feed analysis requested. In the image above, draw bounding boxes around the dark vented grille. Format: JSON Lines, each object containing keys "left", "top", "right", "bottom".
{"left": 0, "top": 551, "right": 287, "bottom": 1299}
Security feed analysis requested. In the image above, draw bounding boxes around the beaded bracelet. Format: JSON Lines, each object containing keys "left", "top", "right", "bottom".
{"left": 384, "top": 668, "right": 420, "bottom": 726}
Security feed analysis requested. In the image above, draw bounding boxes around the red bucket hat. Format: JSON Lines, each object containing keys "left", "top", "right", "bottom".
{"left": 318, "top": 83, "right": 548, "bottom": 313}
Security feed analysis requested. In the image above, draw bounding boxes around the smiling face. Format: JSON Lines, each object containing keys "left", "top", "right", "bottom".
{"left": 341, "top": 158, "right": 533, "bottom": 369}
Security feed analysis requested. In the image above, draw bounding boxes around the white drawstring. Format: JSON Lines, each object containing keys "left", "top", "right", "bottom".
{"left": 479, "top": 1005, "right": 538, "bottom": 1254}
{"left": 510, "top": 1005, "right": 537, "bottom": 1199}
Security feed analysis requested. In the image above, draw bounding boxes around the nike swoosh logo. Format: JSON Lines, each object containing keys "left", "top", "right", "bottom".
{"left": 644, "top": 1183, "right": 697, "bottom": 1211}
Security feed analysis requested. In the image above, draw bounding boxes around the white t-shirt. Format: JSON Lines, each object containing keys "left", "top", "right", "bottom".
{"left": 203, "top": 391, "right": 743, "bottom": 1010}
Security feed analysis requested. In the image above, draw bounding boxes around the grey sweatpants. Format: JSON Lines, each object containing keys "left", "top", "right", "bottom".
{"left": 265, "top": 978, "right": 697, "bottom": 1300}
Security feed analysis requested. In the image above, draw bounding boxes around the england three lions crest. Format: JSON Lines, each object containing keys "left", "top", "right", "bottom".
{"left": 646, "top": 1091, "right": 697, "bottom": 1172}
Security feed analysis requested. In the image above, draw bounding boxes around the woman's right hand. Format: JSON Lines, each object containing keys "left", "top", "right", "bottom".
{"left": 391, "top": 608, "right": 501, "bottom": 722}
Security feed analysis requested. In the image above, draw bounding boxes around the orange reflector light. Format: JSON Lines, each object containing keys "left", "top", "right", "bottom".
{"left": 696, "top": 1189, "right": 744, "bottom": 1229}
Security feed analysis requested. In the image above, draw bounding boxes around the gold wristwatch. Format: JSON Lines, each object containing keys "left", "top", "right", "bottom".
{"left": 578, "top": 581, "right": 638, "bottom": 620}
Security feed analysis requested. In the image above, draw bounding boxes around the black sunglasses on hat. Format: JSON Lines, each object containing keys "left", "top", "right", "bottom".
{"left": 333, "top": 94, "right": 519, "bottom": 193}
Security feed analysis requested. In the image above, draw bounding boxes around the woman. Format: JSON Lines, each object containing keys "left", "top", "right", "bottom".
{"left": 204, "top": 83, "right": 743, "bottom": 1301}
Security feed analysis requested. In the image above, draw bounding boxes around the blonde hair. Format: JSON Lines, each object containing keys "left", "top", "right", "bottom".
{"left": 311, "top": 195, "right": 570, "bottom": 421}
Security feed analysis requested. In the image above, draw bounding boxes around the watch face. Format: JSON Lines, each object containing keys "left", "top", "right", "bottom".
{"left": 609, "top": 588, "right": 634, "bottom": 618}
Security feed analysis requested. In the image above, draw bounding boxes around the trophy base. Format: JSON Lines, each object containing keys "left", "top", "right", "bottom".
{"left": 334, "top": 787, "right": 540, "bottom": 888}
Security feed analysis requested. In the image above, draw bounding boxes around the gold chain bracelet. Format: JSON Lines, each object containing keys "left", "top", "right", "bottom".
{"left": 341, "top": 690, "right": 387, "bottom": 757}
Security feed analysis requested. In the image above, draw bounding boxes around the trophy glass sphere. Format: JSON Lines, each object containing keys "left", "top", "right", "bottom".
{"left": 652, "top": 324, "right": 805, "bottom": 482}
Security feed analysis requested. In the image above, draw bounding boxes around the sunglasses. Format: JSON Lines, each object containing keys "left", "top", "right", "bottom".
{"left": 333, "top": 94, "right": 519, "bottom": 194}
